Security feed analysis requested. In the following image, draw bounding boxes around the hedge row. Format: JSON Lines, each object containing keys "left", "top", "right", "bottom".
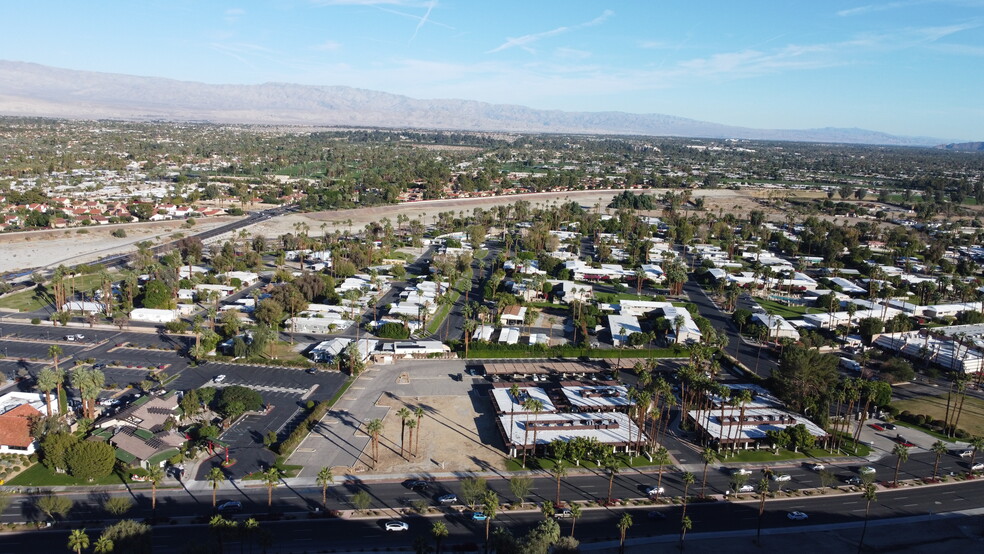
{"left": 275, "top": 400, "right": 331, "bottom": 456}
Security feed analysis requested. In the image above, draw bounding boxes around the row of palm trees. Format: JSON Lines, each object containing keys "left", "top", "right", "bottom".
{"left": 36, "top": 344, "right": 106, "bottom": 420}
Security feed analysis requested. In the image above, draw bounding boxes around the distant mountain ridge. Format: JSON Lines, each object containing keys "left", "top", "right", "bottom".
{"left": 937, "top": 142, "right": 984, "bottom": 152}
{"left": 0, "top": 60, "right": 952, "bottom": 146}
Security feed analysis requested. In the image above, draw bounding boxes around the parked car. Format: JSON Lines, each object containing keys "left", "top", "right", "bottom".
{"left": 787, "top": 511, "right": 809, "bottom": 521}
{"left": 385, "top": 520, "right": 409, "bottom": 532}
{"left": 869, "top": 423, "right": 884, "bottom": 431}
{"left": 213, "top": 374, "right": 227, "bottom": 383}
{"left": 884, "top": 423, "right": 897, "bottom": 430}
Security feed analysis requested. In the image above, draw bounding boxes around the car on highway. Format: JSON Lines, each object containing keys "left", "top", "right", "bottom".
{"left": 971, "top": 462, "right": 984, "bottom": 472}
{"left": 884, "top": 423, "right": 897, "bottom": 430}
{"left": 403, "top": 480, "right": 430, "bottom": 491}
{"left": 895, "top": 434, "right": 915, "bottom": 447}
{"left": 554, "top": 508, "right": 573, "bottom": 519}
{"left": 385, "top": 520, "right": 409, "bottom": 532}
{"left": 869, "top": 423, "right": 884, "bottom": 431}
{"left": 958, "top": 450, "right": 974, "bottom": 458}
{"left": 770, "top": 473, "right": 791, "bottom": 482}
{"left": 437, "top": 494, "right": 458, "bottom": 504}
{"left": 731, "top": 468, "right": 752, "bottom": 476}
{"left": 859, "top": 466, "right": 877, "bottom": 475}
{"left": 213, "top": 375, "right": 227, "bottom": 383}
{"left": 787, "top": 511, "right": 809, "bottom": 521}
{"left": 471, "top": 511, "right": 488, "bottom": 521}
{"left": 809, "top": 463, "right": 825, "bottom": 472}
{"left": 845, "top": 477, "right": 864, "bottom": 485}
{"left": 217, "top": 501, "right": 242, "bottom": 513}
{"left": 645, "top": 486, "right": 665, "bottom": 496}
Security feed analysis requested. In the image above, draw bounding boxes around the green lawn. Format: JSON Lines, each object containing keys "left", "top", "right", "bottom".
{"left": 755, "top": 298, "right": 824, "bottom": 320}
{"left": 0, "top": 288, "right": 50, "bottom": 312}
{"left": 425, "top": 275, "right": 471, "bottom": 336}
{"left": 8, "top": 463, "right": 132, "bottom": 486}
{"left": 894, "top": 393, "right": 984, "bottom": 437}
{"left": 715, "top": 444, "right": 866, "bottom": 463}
{"left": 594, "top": 292, "right": 652, "bottom": 304}
{"left": 504, "top": 454, "right": 666, "bottom": 472}
{"left": 466, "top": 346, "right": 688, "bottom": 359}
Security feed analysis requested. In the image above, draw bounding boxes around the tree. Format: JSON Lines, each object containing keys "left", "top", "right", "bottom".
{"left": 432, "top": 520, "right": 449, "bottom": 554}
{"left": 481, "top": 490, "right": 499, "bottom": 553}
{"left": 756, "top": 478, "right": 769, "bottom": 545}
{"left": 103, "top": 496, "right": 134, "bottom": 516}
{"left": 367, "top": 419, "right": 383, "bottom": 469}
{"left": 397, "top": 407, "right": 412, "bottom": 460}
{"left": 773, "top": 345, "right": 839, "bottom": 417}
{"left": 317, "top": 467, "right": 334, "bottom": 508}
{"left": 681, "top": 471, "right": 696, "bottom": 519}
{"left": 140, "top": 280, "right": 174, "bottom": 309}
{"left": 93, "top": 535, "right": 113, "bottom": 554}
{"left": 351, "top": 490, "right": 372, "bottom": 514}
{"left": 858, "top": 484, "right": 878, "bottom": 554}
{"left": 699, "top": 447, "right": 715, "bottom": 498}
{"left": 262, "top": 467, "right": 280, "bottom": 508}
{"left": 892, "top": 443, "right": 909, "bottom": 486}
{"left": 68, "top": 528, "right": 90, "bottom": 554}
{"left": 931, "top": 440, "right": 947, "bottom": 480}
{"left": 253, "top": 299, "right": 284, "bottom": 328}
{"left": 461, "top": 477, "right": 488, "bottom": 510}
{"left": 98, "top": 520, "right": 151, "bottom": 554}
{"left": 146, "top": 465, "right": 165, "bottom": 515}
{"left": 653, "top": 446, "right": 670, "bottom": 500}
{"left": 206, "top": 467, "right": 225, "bottom": 508}
{"left": 679, "top": 515, "right": 693, "bottom": 552}
{"left": 37, "top": 493, "right": 73, "bottom": 521}
{"left": 568, "top": 503, "right": 582, "bottom": 538}
{"left": 969, "top": 436, "right": 984, "bottom": 468}
{"left": 617, "top": 512, "right": 633, "bottom": 554}
{"left": 414, "top": 406, "right": 425, "bottom": 457}
{"left": 215, "top": 385, "right": 263, "bottom": 419}
{"left": 509, "top": 476, "right": 533, "bottom": 507}
{"left": 37, "top": 367, "right": 58, "bottom": 418}
{"left": 603, "top": 453, "right": 620, "bottom": 505}
{"left": 65, "top": 441, "right": 115, "bottom": 481}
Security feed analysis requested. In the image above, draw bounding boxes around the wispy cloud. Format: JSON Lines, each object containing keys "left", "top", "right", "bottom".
{"left": 837, "top": 1, "right": 926, "bottom": 17}
{"left": 312, "top": 0, "right": 432, "bottom": 6}
{"left": 555, "top": 47, "right": 592, "bottom": 60}
{"left": 409, "top": 1, "right": 435, "bottom": 42}
{"left": 313, "top": 40, "right": 342, "bottom": 51}
{"left": 224, "top": 8, "right": 245, "bottom": 24}
{"left": 488, "top": 10, "right": 614, "bottom": 54}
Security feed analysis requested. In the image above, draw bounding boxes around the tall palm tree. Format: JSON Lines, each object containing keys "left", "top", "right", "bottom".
{"left": 892, "top": 443, "right": 909, "bottom": 486}
{"left": 405, "top": 419, "right": 417, "bottom": 459}
{"left": 317, "top": 467, "right": 334, "bottom": 508}
{"left": 36, "top": 368, "right": 57, "bottom": 418}
{"left": 146, "top": 465, "right": 165, "bottom": 515}
{"left": 397, "top": 407, "right": 412, "bottom": 460}
{"left": 481, "top": 490, "right": 498, "bottom": 554}
{"left": 206, "top": 467, "right": 225, "bottom": 508}
{"left": 756, "top": 478, "right": 770, "bottom": 545}
{"left": 968, "top": 436, "right": 984, "bottom": 468}
{"left": 508, "top": 383, "right": 521, "bottom": 443}
{"left": 617, "top": 512, "right": 633, "bottom": 554}
{"left": 521, "top": 398, "right": 543, "bottom": 468}
{"left": 569, "top": 503, "right": 582, "bottom": 538}
{"left": 679, "top": 515, "right": 693, "bottom": 552}
{"left": 699, "top": 447, "right": 715, "bottom": 498}
{"left": 604, "top": 453, "right": 620, "bottom": 504}
{"left": 681, "top": 471, "right": 696, "bottom": 519}
{"left": 48, "top": 344, "right": 63, "bottom": 373}
{"left": 858, "top": 483, "right": 878, "bottom": 554}
{"left": 432, "top": 521, "right": 449, "bottom": 554}
{"left": 367, "top": 418, "right": 383, "bottom": 469}
{"left": 653, "top": 447, "right": 670, "bottom": 500}
{"left": 413, "top": 406, "right": 425, "bottom": 457}
{"left": 931, "top": 440, "right": 947, "bottom": 480}
{"left": 67, "top": 528, "right": 89, "bottom": 554}
{"left": 262, "top": 467, "right": 280, "bottom": 508}
{"left": 553, "top": 459, "right": 568, "bottom": 507}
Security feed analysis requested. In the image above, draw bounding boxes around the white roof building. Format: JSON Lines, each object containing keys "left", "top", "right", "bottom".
{"left": 490, "top": 386, "right": 556, "bottom": 414}
{"left": 751, "top": 313, "right": 800, "bottom": 340}
{"left": 561, "top": 385, "right": 634, "bottom": 412}
{"left": 130, "top": 308, "right": 178, "bottom": 323}
{"left": 498, "top": 327, "right": 521, "bottom": 345}
{"left": 661, "top": 306, "right": 702, "bottom": 344}
{"left": 607, "top": 315, "right": 642, "bottom": 347}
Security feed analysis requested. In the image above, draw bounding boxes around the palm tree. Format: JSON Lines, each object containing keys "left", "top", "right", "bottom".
{"left": 553, "top": 459, "right": 568, "bottom": 507}
{"left": 67, "top": 528, "right": 89, "bottom": 554}
{"left": 603, "top": 453, "right": 620, "bottom": 504}
{"left": 617, "top": 512, "right": 633, "bottom": 554}
{"left": 316, "top": 467, "right": 334, "bottom": 508}
{"left": 92, "top": 536, "right": 113, "bottom": 554}
{"left": 679, "top": 515, "right": 693, "bottom": 551}
{"left": 36, "top": 368, "right": 58, "bottom": 418}
{"left": 931, "top": 440, "right": 947, "bottom": 480}
{"left": 653, "top": 447, "right": 670, "bottom": 500}
{"left": 206, "top": 467, "right": 225, "bottom": 508}
{"left": 262, "top": 467, "right": 280, "bottom": 508}
{"left": 397, "top": 407, "right": 412, "bottom": 460}
{"left": 969, "top": 436, "right": 984, "bottom": 468}
{"left": 481, "top": 490, "right": 498, "bottom": 554}
{"left": 858, "top": 483, "right": 878, "bottom": 554}
{"left": 756, "top": 478, "right": 770, "bottom": 545}
{"left": 413, "top": 406, "right": 425, "bottom": 457}
{"left": 405, "top": 419, "right": 417, "bottom": 459}
{"left": 48, "top": 344, "right": 63, "bottom": 373}
{"left": 146, "top": 465, "right": 165, "bottom": 515}
{"left": 681, "top": 471, "right": 696, "bottom": 519}
{"left": 699, "top": 447, "right": 715, "bottom": 498}
{"left": 569, "top": 503, "right": 582, "bottom": 537}
{"left": 367, "top": 418, "right": 383, "bottom": 469}
{"left": 521, "top": 397, "right": 543, "bottom": 468}
{"left": 892, "top": 443, "right": 909, "bottom": 486}
{"left": 432, "top": 520, "right": 449, "bottom": 554}
{"left": 508, "top": 383, "right": 521, "bottom": 442}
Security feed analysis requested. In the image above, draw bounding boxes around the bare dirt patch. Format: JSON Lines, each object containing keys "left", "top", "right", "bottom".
{"left": 354, "top": 394, "right": 507, "bottom": 474}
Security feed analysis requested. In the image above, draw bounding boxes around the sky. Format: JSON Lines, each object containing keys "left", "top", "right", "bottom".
{"left": 1, "top": 0, "right": 983, "bottom": 141}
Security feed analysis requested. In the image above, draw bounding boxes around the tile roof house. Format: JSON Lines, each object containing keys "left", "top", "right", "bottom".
{"left": 0, "top": 404, "right": 42, "bottom": 454}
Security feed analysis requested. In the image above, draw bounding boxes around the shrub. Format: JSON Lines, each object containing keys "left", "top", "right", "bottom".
{"left": 914, "top": 414, "right": 926, "bottom": 425}
{"left": 65, "top": 440, "right": 116, "bottom": 481}
{"left": 31, "top": 318, "right": 41, "bottom": 325}
{"left": 276, "top": 401, "right": 330, "bottom": 455}
{"left": 111, "top": 229, "right": 127, "bottom": 238}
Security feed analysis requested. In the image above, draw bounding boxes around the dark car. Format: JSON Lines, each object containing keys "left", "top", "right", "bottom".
{"left": 403, "top": 480, "right": 430, "bottom": 491}
{"left": 217, "top": 501, "right": 242, "bottom": 513}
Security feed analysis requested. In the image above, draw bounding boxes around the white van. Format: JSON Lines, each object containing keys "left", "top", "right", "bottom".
{"left": 840, "top": 357, "right": 862, "bottom": 372}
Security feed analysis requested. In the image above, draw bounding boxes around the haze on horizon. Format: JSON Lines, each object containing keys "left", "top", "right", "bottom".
{"left": 1, "top": 0, "right": 982, "bottom": 141}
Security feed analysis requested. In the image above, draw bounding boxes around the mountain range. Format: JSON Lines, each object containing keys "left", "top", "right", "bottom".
{"left": 0, "top": 60, "right": 953, "bottom": 147}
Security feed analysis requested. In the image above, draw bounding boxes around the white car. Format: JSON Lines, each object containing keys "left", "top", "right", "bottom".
{"left": 810, "top": 464, "right": 825, "bottom": 472}
{"left": 859, "top": 466, "right": 876, "bottom": 475}
{"left": 385, "top": 520, "right": 409, "bottom": 532}
{"left": 971, "top": 462, "right": 984, "bottom": 472}
{"left": 554, "top": 508, "right": 573, "bottom": 519}
{"left": 787, "top": 511, "right": 808, "bottom": 521}
{"left": 645, "top": 486, "right": 665, "bottom": 496}
{"left": 737, "top": 484, "right": 755, "bottom": 493}
{"left": 213, "top": 375, "right": 227, "bottom": 383}
{"left": 437, "top": 494, "right": 458, "bottom": 504}
{"left": 770, "top": 473, "right": 791, "bottom": 482}
{"left": 731, "top": 468, "right": 752, "bottom": 476}
{"left": 958, "top": 450, "right": 974, "bottom": 458}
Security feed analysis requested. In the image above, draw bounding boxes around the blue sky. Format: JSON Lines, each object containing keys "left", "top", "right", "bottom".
{"left": 2, "top": 0, "right": 983, "bottom": 140}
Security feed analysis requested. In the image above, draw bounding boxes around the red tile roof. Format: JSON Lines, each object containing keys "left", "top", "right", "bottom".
{"left": 0, "top": 404, "right": 41, "bottom": 448}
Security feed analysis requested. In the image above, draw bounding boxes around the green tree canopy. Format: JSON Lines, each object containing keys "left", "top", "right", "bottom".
{"left": 66, "top": 440, "right": 116, "bottom": 481}
{"left": 215, "top": 385, "right": 263, "bottom": 418}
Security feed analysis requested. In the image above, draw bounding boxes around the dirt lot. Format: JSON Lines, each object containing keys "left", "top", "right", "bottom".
{"left": 893, "top": 394, "right": 984, "bottom": 437}
{"left": 354, "top": 394, "right": 507, "bottom": 474}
